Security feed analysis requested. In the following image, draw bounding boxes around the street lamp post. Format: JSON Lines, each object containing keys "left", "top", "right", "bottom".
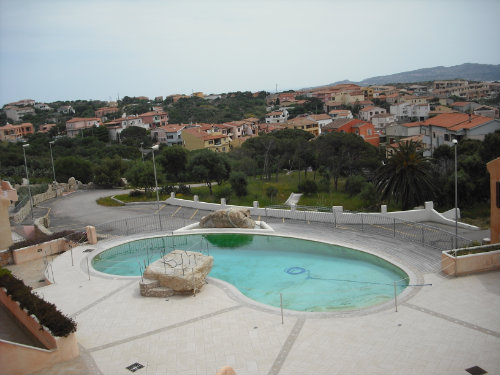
{"left": 140, "top": 142, "right": 144, "bottom": 162}
{"left": 452, "top": 139, "right": 458, "bottom": 248}
{"left": 49, "top": 141, "right": 56, "bottom": 183}
{"left": 151, "top": 144, "right": 162, "bottom": 230}
{"left": 22, "top": 144, "right": 34, "bottom": 222}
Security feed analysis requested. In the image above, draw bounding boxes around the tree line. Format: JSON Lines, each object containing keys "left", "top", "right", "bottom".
{"left": 2, "top": 127, "right": 499, "bottom": 211}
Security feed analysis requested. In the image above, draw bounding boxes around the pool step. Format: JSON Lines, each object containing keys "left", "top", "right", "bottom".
{"left": 139, "top": 278, "right": 175, "bottom": 298}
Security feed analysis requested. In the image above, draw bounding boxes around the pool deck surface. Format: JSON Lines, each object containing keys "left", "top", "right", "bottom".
{"left": 16, "top": 223, "right": 500, "bottom": 375}
{"left": 5, "top": 190, "right": 499, "bottom": 374}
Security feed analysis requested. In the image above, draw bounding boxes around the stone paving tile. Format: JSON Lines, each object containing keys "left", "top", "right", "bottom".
{"left": 88, "top": 307, "right": 293, "bottom": 375}
{"left": 281, "top": 305, "right": 500, "bottom": 375}
{"left": 408, "top": 271, "right": 500, "bottom": 332}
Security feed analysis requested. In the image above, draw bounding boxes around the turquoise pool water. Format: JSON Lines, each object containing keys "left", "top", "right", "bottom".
{"left": 92, "top": 234, "right": 409, "bottom": 312}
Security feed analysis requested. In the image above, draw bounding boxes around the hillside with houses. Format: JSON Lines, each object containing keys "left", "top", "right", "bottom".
{"left": 1, "top": 78, "right": 499, "bottom": 157}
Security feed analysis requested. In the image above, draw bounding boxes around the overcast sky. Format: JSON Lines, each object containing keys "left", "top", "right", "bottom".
{"left": 1, "top": 0, "right": 499, "bottom": 106}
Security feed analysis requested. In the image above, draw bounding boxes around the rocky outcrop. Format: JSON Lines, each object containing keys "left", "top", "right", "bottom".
{"left": 199, "top": 208, "right": 255, "bottom": 229}
{"left": 140, "top": 250, "right": 213, "bottom": 297}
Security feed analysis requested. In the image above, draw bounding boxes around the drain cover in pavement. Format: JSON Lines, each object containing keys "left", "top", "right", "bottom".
{"left": 126, "top": 363, "right": 144, "bottom": 372}
{"left": 465, "top": 366, "right": 487, "bottom": 375}
{"left": 83, "top": 249, "right": 94, "bottom": 253}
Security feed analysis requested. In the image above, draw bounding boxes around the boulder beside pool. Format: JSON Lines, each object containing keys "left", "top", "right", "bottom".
{"left": 140, "top": 250, "right": 213, "bottom": 297}
{"left": 199, "top": 207, "right": 255, "bottom": 229}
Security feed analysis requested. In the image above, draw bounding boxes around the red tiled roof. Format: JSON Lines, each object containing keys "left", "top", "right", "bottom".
{"left": 360, "top": 106, "right": 376, "bottom": 112}
{"left": 421, "top": 113, "right": 492, "bottom": 131}
{"left": 308, "top": 114, "right": 331, "bottom": 121}
{"left": 159, "top": 124, "right": 185, "bottom": 132}
{"left": 389, "top": 134, "right": 424, "bottom": 148}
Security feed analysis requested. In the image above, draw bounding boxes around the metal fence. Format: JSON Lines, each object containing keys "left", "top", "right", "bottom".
{"left": 261, "top": 207, "right": 472, "bottom": 250}
{"left": 94, "top": 206, "right": 472, "bottom": 251}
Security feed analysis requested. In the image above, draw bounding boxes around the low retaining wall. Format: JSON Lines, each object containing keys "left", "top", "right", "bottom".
{"left": 441, "top": 246, "right": 500, "bottom": 276}
{"left": 10, "top": 182, "right": 93, "bottom": 224}
{"left": 12, "top": 238, "right": 70, "bottom": 265}
{"left": 11, "top": 187, "right": 57, "bottom": 224}
{"left": 0, "top": 288, "right": 79, "bottom": 375}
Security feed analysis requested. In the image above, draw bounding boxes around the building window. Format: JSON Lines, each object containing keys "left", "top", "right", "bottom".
{"left": 444, "top": 134, "right": 450, "bottom": 141}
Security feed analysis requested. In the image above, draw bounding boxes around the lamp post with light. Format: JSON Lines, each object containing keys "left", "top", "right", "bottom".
{"left": 140, "top": 142, "right": 144, "bottom": 162}
{"left": 452, "top": 138, "right": 458, "bottom": 248}
{"left": 49, "top": 141, "right": 56, "bottom": 183}
{"left": 22, "top": 144, "right": 34, "bottom": 221}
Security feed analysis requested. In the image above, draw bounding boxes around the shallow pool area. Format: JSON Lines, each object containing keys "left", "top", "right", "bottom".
{"left": 92, "top": 234, "right": 409, "bottom": 312}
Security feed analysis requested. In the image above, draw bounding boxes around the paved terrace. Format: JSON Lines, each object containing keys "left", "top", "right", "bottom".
{"left": 7, "top": 190, "right": 500, "bottom": 374}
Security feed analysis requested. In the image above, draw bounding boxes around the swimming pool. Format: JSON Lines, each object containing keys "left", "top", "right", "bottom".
{"left": 92, "top": 234, "right": 409, "bottom": 312}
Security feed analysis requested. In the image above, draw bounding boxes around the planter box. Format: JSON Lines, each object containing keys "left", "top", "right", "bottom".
{"left": 441, "top": 248, "right": 500, "bottom": 276}
{"left": 0, "top": 288, "right": 79, "bottom": 375}
{"left": 12, "top": 238, "right": 71, "bottom": 265}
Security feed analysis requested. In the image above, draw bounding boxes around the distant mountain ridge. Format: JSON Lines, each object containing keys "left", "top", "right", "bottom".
{"left": 327, "top": 63, "right": 500, "bottom": 87}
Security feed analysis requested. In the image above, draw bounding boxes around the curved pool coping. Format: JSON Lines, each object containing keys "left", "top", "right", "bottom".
{"left": 87, "top": 228, "right": 423, "bottom": 318}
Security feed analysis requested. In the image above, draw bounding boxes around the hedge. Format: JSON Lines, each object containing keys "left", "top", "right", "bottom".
{"left": 0, "top": 268, "right": 77, "bottom": 337}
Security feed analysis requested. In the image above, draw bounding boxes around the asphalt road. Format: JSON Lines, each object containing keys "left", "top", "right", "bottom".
{"left": 23, "top": 189, "right": 164, "bottom": 232}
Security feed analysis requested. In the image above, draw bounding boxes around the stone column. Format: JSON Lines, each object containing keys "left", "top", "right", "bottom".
{"left": 86, "top": 226, "right": 97, "bottom": 245}
{"left": 0, "top": 199, "right": 12, "bottom": 249}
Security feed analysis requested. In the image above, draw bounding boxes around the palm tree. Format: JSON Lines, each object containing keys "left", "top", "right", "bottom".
{"left": 374, "top": 140, "right": 437, "bottom": 210}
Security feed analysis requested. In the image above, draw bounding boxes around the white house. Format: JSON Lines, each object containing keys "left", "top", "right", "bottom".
{"left": 371, "top": 113, "right": 396, "bottom": 131}
{"left": 390, "top": 102, "right": 430, "bottom": 121}
{"left": 265, "top": 108, "right": 289, "bottom": 124}
{"left": 359, "top": 106, "right": 387, "bottom": 122}
{"left": 34, "top": 103, "right": 51, "bottom": 111}
{"left": 328, "top": 109, "right": 353, "bottom": 120}
{"left": 307, "top": 114, "right": 333, "bottom": 133}
{"left": 152, "top": 124, "right": 185, "bottom": 146}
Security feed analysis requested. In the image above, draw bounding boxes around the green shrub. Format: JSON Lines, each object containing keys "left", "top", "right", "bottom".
{"left": 177, "top": 184, "right": 192, "bottom": 195}
{"left": 129, "top": 190, "right": 144, "bottom": 197}
{"left": 266, "top": 185, "right": 278, "bottom": 201}
{"left": 344, "top": 175, "right": 367, "bottom": 197}
{"left": 357, "top": 182, "right": 378, "bottom": 207}
{"left": 214, "top": 185, "right": 232, "bottom": 202}
{"left": 297, "top": 180, "right": 318, "bottom": 195}
{"left": 318, "top": 167, "right": 331, "bottom": 193}
{"left": 0, "top": 270, "right": 77, "bottom": 337}
{"left": 229, "top": 172, "right": 248, "bottom": 197}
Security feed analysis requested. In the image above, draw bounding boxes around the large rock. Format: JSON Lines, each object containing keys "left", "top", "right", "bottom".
{"left": 140, "top": 250, "right": 213, "bottom": 297}
{"left": 199, "top": 208, "right": 255, "bottom": 229}
{"left": 67, "top": 177, "right": 78, "bottom": 192}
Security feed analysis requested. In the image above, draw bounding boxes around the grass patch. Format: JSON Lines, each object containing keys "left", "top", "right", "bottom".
{"left": 96, "top": 196, "right": 125, "bottom": 206}
{"left": 114, "top": 192, "right": 170, "bottom": 202}
{"left": 461, "top": 202, "right": 490, "bottom": 229}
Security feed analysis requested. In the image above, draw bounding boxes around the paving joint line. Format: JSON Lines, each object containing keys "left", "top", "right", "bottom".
{"left": 70, "top": 279, "right": 137, "bottom": 318}
{"left": 87, "top": 304, "right": 243, "bottom": 353}
{"left": 403, "top": 302, "right": 500, "bottom": 337}
{"left": 268, "top": 318, "right": 305, "bottom": 375}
